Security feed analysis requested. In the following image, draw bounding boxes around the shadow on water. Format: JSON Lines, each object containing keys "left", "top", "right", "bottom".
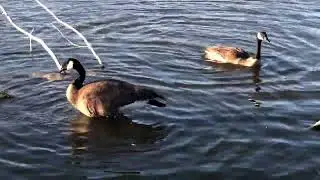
{"left": 69, "top": 113, "right": 167, "bottom": 156}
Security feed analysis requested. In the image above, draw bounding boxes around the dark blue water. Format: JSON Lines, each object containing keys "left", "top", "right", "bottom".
{"left": 1, "top": 0, "right": 320, "bottom": 179}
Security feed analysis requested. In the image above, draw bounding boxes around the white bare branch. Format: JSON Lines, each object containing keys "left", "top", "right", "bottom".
{"left": 34, "top": 0, "right": 103, "bottom": 66}
{"left": 51, "top": 23, "right": 87, "bottom": 48}
{"left": 29, "top": 28, "right": 34, "bottom": 52}
{"left": 0, "top": 5, "right": 62, "bottom": 70}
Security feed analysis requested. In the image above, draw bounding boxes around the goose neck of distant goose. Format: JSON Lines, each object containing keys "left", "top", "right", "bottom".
{"left": 255, "top": 39, "right": 262, "bottom": 59}
{"left": 73, "top": 62, "right": 86, "bottom": 89}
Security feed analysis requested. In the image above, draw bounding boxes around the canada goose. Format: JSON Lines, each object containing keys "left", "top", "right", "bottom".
{"left": 60, "top": 58, "right": 166, "bottom": 118}
{"left": 204, "top": 32, "right": 270, "bottom": 67}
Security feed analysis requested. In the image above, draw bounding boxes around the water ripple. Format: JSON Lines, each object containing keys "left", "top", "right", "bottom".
{"left": 1, "top": 0, "right": 320, "bottom": 179}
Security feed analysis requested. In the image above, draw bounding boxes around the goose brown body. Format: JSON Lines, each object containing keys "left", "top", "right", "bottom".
{"left": 204, "top": 32, "right": 270, "bottom": 67}
{"left": 204, "top": 46, "right": 256, "bottom": 67}
{"left": 62, "top": 58, "right": 166, "bottom": 118}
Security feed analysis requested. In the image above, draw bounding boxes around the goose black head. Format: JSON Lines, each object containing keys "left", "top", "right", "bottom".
{"left": 60, "top": 58, "right": 82, "bottom": 73}
{"left": 257, "top": 32, "right": 270, "bottom": 42}
{"left": 60, "top": 58, "right": 86, "bottom": 89}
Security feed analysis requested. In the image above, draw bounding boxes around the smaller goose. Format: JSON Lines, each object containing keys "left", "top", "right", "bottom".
{"left": 204, "top": 32, "right": 270, "bottom": 67}
{"left": 60, "top": 58, "right": 166, "bottom": 118}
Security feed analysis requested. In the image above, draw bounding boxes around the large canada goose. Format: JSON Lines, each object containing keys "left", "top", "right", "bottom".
{"left": 60, "top": 58, "right": 166, "bottom": 118}
{"left": 204, "top": 32, "right": 270, "bottom": 67}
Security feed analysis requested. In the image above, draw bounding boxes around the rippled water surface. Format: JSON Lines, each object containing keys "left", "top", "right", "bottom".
{"left": 1, "top": 0, "right": 320, "bottom": 179}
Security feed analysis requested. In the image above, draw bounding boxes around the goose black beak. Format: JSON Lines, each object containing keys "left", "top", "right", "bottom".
{"left": 59, "top": 67, "right": 67, "bottom": 74}
{"left": 59, "top": 61, "right": 68, "bottom": 74}
{"left": 266, "top": 36, "right": 270, "bottom": 43}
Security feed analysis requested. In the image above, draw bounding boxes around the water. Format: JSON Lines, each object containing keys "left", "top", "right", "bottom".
{"left": 1, "top": 0, "right": 320, "bottom": 179}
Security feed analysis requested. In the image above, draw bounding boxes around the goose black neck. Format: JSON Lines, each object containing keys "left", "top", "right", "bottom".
{"left": 73, "top": 62, "right": 86, "bottom": 89}
{"left": 255, "top": 39, "right": 262, "bottom": 59}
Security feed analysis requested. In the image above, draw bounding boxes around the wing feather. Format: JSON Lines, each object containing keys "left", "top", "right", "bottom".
{"left": 205, "top": 46, "right": 250, "bottom": 63}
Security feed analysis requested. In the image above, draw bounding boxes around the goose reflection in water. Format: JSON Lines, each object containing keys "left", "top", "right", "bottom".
{"left": 252, "top": 63, "right": 262, "bottom": 92}
{"left": 204, "top": 61, "right": 262, "bottom": 92}
{"left": 204, "top": 61, "right": 263, "bottom": 106}
{"left": 69, "top": 112, "right": 167, "bottom": 155}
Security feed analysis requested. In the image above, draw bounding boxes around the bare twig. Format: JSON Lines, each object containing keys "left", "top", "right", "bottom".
{"left": 29, "top": 28, "right": 34, "bottom": 52}
{"left": 51, "top": 23, "right": 86, "bottom": 48}
{"left": 34, "top": 0, "right": 103, "bottom": 66}
{"left": 0, "top": 5, "right": 62, "bottom": 70}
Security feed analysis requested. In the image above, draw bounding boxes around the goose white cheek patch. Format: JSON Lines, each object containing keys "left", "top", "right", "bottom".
{"left": 257, "top": 33, "right": 264, "bottom": 40}
{"left": 67, "top": 61, "right": 74, "bottom": 70}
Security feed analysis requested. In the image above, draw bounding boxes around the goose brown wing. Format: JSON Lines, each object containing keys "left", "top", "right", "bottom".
{"left": 78, "top": 80, "right": 137, "bottom": 110}
{"left": 205, "top": 46, "right": 250, "bottom": 62}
